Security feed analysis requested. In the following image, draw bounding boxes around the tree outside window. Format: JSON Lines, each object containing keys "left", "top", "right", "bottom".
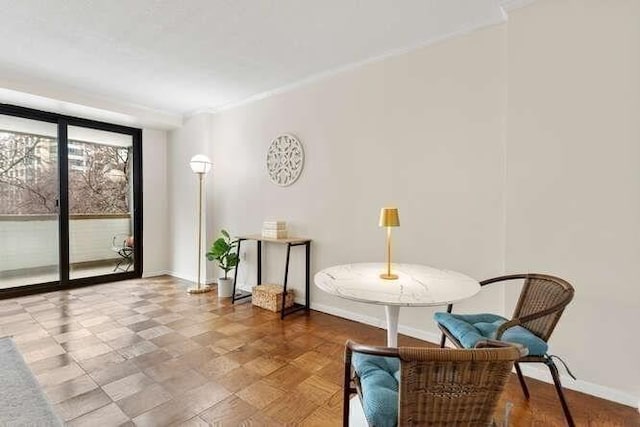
{"left": 0, "top": 130, "right": 131, "bottom": 215}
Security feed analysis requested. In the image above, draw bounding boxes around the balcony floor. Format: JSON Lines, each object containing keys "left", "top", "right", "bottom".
{"left": 0, "top": 260, "right": 131, "bottom": 289}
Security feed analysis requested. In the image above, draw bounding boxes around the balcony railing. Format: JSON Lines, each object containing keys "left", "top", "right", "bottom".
{"left": 0, "top": 214, "right": 131, "bottom": 272}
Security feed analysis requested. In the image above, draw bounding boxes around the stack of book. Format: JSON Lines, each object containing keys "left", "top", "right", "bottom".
{"left": 262, "top": 220, "right": 287, "bottom": 239}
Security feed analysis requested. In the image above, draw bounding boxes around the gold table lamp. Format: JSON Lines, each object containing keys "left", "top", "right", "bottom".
{"left": 379, "top": 207, "right": 400, "bottom": 280}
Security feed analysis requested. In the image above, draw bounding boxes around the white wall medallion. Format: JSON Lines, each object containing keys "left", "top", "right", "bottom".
{"left": 266, "top": 133, "right": 304, "bottom": 186}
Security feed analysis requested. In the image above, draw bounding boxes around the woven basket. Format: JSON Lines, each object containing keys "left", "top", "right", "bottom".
{"left": 252, "top": 284, "right": 294, "bottom": 312}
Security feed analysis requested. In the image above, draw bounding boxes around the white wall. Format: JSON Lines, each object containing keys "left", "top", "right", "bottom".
{"left": 142, "top": 128, "right": 170, "bottom": 277}
{"left": 165, "top": 0, "right": 640, "bottom": 407}
{"left": 167, "top": 114, "right": 214, "bottom": 283}
{"left": 169, "top": 25, "right": 508, "bottom": 335}
{"left": 505, "top": 0, "right": 640, "bottom": 406}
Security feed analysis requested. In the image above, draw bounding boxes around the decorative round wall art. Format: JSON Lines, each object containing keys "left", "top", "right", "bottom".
{"left": 266, "top": 133, "right": 304, "bottom": 187}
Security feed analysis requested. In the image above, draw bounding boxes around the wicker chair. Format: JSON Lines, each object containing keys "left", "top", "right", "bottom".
{"left": 343, "top": 339, "right": 526, "bottom": 426}
{"left": 435, "top": 274, "right": 575, "bottom": 427}
{"left": 111, "top": 233, "right": 134, "bottom": 272}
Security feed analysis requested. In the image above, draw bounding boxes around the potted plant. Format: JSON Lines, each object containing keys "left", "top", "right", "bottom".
{"left": 206, "top": 229, "right": 239, "bottom": 298}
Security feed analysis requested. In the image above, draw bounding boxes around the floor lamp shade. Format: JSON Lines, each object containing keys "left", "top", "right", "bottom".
{"left": 190, "top": 154, "right": 212, "bottom": 174}
{"left": 188, "top": 154, "right": 212, "bottom": 294}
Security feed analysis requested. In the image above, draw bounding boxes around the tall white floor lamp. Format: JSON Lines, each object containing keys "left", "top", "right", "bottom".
{"left": 188, "top": 154, "right": 212, "bottom": 294}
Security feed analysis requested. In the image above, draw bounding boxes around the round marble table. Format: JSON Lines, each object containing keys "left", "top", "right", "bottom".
{"left": 314, "top": 263, "right": 481, "bottom": 347}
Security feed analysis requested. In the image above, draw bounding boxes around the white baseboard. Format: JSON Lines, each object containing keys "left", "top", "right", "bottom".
{"left": 163, "top": 271, "right": 216, "bottom": 285}
{"left": 518, "top": 364, "right": 638, "bottom": 408}
{"left": 142, "top": 270, "right": 170, "bottom": 278}
{"left": 310, "top": 302, "right": 639, "bottom": 409}
{"left": 310, "top": 302, "right": 443, "bottom": 347}
{"left": 499, "top": 0, "right": 536, "bottom": 13}
{"left": 164, "top": 270, "right": 189, "bottom": 282}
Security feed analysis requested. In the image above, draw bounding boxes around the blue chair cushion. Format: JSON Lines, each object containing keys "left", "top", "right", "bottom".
{"left": 352, "top": 353, "right": 400, "bottom": 427}
{"left": 434, "top": 312, "right": 548, "bottom": 356}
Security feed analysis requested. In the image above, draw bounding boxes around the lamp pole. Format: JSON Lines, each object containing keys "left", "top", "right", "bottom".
{"left": 386, "top": 226, "right": 393, "bottom": 278}
{"left": 188, "top": 154, "right": 212, "bottom": 294}
{"left": 196, "top": 172, "right": 204, "bottom": 290}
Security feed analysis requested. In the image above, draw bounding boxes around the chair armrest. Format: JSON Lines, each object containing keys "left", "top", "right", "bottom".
{"left": 344, "top": 341, "right": 354, "bottom": 382}
{"left": 343, "top": 342, "right": 355, "bottom": 426}
{"left": 444, "top": 274, "right": 529, "bottom": 315}
{"left": 496, "top": 299, "right": 570, "bottom": 339}
{"left": 479, "top": 274, "right": 529, "bottom": 287}
{"left": 344, "top": 340, "right": 398, "bottom": 425}
{"left": 346, "top": 340, "right": 399, "bottom": 358}
{"left": 474, "top": 339, "right": 529, "bottom": 358}
{"left": 495, "top": 319, "right": 522, "bottom": 339}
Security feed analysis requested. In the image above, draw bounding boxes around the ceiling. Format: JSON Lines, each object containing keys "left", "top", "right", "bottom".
{"left": 0, "top": 0, "right": 527, "bottom": 122}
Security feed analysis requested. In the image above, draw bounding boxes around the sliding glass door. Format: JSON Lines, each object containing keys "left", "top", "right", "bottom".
{"left": 0, "top": 115, "right": 60, "bottom": 289}
{"left": 0, "top": 105, "right": 142, "bottom": 296}
{"left": 67, "top": 126, "right": 136, "bottom": 280}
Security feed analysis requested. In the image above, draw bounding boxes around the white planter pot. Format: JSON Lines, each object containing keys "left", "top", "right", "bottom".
{"left": 217, "top": 277, "right": 234, "bottom": 298}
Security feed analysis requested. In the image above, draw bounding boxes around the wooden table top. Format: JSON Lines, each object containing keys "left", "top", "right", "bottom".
{"left": 236, "top": 234, "right": 311, "bottom": 244}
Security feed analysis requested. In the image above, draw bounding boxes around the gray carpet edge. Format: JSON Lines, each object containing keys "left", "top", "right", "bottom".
{"left": 0, "top": 337, "right": 63, "bottom": 427}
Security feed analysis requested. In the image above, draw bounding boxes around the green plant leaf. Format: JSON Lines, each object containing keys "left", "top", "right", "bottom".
{"left": 206, "top": 229, "right": 238, "bottom": 274}
{"left": 226, "top": 253, "right": 239, "bottom": 268}
{"left": 212, "top": 238, "right": 229, "bottom": 254}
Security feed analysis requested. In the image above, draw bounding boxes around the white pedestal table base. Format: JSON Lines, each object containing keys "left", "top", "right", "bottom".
{"left": 385, "top": 305, "right": 400, "bottom": 347}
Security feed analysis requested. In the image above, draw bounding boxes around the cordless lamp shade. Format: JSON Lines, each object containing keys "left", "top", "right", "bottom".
{"left": 190, "top": 154, "right": 212, "bottom": 174}
{"left": 379, "top": 207, "right": 400, "bottom": 280}
{"left": 379, "top": 208, "right": 400, "bottom": 227}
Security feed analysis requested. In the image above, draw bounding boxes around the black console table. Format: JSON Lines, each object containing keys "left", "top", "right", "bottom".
{"left": 232, "top": 234, "right": 311, "bottom": 319}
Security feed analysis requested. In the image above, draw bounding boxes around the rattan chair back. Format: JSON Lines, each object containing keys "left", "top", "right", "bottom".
{"left": 512, "top": 274, "right": 574, "bottom": 341}
{"left": 396, "top": 346, "right": 521, "bottom": 426}
{"left": 344, "top": 342, "right": 523, "bottom": 426}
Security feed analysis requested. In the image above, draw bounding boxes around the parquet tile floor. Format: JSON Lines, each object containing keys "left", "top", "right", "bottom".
{"left": 0, "top": 276, "right": 637, "bottom": 426}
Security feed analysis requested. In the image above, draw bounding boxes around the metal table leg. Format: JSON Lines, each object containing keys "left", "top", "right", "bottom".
{"left": 232, "top": 238, "right": 251, "bottom": 303}
{"left": 280, "top": 241, "right": 311, "bottom": 319}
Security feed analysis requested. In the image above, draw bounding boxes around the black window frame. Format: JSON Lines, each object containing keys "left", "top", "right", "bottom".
{"left": 0, "top": 103, "right": 143, "bottom": 299}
